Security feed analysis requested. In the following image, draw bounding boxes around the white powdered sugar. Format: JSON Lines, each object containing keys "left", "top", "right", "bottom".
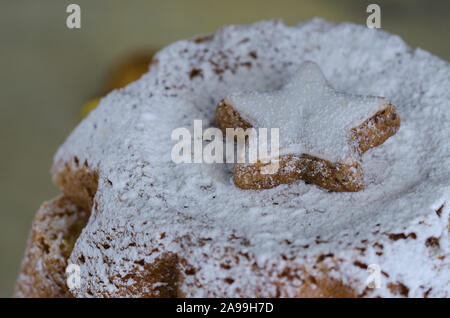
{"left": 226, "top": 60, "right": 389, "bottom": 163}
{"left": 54, "top": 19, "right": 449, "bottom": 297}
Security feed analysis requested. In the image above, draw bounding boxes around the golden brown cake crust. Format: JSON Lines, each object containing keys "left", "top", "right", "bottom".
{"left": 15, "top": 159, "right": 98, "bottom": 298}
{"left": 52, "top": 158, "right": 98, "bottom": 213}
{"left": 216, "top": 101, "right": 400, "bottom": 191}
{"left": 14, "top": 196, "right": 89, "bottom": 298}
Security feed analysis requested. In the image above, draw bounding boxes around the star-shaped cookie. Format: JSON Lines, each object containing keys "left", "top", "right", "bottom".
{"left": 216, "top": 61, "right": 400, "bottom": 191}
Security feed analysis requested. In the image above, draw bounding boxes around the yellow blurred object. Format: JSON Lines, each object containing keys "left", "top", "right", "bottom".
{"left": 81, "top": 54, "right": 155, "bottom": 118}
{"left": 81, "top": 98, "right": 101, "bottom": 118}
{"left": 106, "top": 55, "right": 153, "bottom": 91}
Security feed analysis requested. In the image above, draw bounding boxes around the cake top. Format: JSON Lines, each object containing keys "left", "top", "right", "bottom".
{"left": 225, "top": 60, "right": 389, "bottom": 162}
{"left": 54, "top": 19, "right": 450, "bottom": 297}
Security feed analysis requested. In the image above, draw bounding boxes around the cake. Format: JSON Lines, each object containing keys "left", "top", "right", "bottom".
{"left": 15, "top": 19, "right": 450, "bottom": 298}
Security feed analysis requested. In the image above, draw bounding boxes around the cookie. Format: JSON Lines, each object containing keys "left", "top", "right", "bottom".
{"left": 216, "top": 61, "right": 400, "bottom": 191}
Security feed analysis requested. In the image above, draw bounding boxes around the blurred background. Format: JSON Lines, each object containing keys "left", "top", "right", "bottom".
{"left": 0, "top": 0, "right": 449, "bottom": 297}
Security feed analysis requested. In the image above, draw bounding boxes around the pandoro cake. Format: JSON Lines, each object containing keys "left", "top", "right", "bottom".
{"left": 15, "top": 19, "right": 450, "bottom": 298}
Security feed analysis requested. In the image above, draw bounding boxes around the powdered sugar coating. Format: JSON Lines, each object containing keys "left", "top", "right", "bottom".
{"left": 54, "top": 19, "right": 450, "bottom": 297}
{"left": 226, "top": 61, "right": 389, "bottom": 163}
